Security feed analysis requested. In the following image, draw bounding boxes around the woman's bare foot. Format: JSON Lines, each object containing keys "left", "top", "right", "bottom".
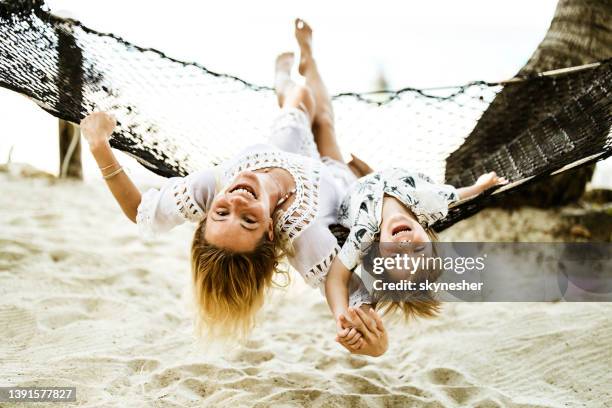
{"left": 294, "top": 19, "right": 313, "bottom": 76}
{"left": 293, "top": 18, "right": 343, "bottom": 162}
{"left": 275, "top": 52, "right": 295, "bottom": 105}
{"left": 275, "top": 52, "right": 294, "bottom": 77}
{"left": 293, "top": 18, "right": 328, "bottom": 118}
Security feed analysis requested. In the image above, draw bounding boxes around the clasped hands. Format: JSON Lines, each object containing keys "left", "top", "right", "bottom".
{"left": 335, "top": 306, "right": 388, "bottom": 357}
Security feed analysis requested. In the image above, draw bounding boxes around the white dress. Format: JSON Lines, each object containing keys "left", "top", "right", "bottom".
{"left": 136, "top": 108, "right": 357, "bottom": 291}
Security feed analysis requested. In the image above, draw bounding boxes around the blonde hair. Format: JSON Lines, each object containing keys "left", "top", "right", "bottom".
{"left": 367, "top": 228, "right": 442, "bottom": 321}
{"left": 191, "top": 219, "right": 286, "bottom": 340}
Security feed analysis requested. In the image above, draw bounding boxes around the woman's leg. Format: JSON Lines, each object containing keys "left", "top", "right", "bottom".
{"left": 271, "top": 52, "right": 321, "bottom": 157}
{"left": 294, "top": 19, "right": 344, "bottom": 163}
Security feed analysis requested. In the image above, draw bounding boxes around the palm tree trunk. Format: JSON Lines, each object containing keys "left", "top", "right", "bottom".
{"left": 446, "top": 0, "right": 612, "bottom": 207}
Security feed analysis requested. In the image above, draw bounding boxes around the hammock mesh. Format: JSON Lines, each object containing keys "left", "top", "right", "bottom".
{"left": 1, "top": 1, "right": 611, "bottom": 231}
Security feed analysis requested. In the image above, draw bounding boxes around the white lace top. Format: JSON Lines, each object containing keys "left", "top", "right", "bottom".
{"left": 136, "top": 143, "right": 355, "bottom": 289}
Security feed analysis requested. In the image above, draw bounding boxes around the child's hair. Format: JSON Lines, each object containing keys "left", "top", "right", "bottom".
{"left": 364, "top": 228, "right": 441, "bottom": 321}
{"left": 190, "top": 219, "right": 287, "bottom": 340}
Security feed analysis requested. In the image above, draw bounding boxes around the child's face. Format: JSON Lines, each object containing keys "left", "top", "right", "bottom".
{"left": 379, "top": 196, "right": 430, "bottom": 257}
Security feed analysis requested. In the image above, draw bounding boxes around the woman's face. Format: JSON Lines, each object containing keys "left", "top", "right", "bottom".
{"left": 204, "top": 171, "right": 274, "bottom": 252}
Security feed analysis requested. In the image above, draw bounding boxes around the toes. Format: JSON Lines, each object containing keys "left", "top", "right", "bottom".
{"left": 276, "top": 52, "right": 294, "bottom": 62}
{"left": 295, "top": 18, "right": 311, "bottom": 33}
{"left": 275, "top": 52, "right": 295, "bottom": 73}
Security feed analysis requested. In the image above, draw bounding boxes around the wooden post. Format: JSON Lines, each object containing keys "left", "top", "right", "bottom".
{"left": 58, "top": 119, "right": 82, "bottom": 178}
{"left": 56, "top": 10, "right": 83, "bottom": 179}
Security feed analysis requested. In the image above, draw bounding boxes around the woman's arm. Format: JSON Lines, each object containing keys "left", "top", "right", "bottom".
{"left": 81, "top": 112, "right": 142, "bottom": 223}
{"left": 456, "top": 171, "right": 508, "bottom": 200}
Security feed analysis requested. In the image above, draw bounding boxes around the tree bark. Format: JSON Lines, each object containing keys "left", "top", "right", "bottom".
{"left": 513, "top": 0, "right": 611, "bottom": 207}
{"left": 446, "top": 0, "right": 612, "bottom": 207}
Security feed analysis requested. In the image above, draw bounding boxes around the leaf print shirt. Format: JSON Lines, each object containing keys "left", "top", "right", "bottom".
{"left": 337, "top": 168, "right": 459, "bottom": 270}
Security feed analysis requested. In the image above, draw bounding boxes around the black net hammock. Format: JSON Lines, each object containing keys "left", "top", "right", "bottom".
{"left": 0, "top": 1, "right": 611, "bottom": 233}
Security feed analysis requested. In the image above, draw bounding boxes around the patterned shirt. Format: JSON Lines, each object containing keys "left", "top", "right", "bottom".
{"left": 337, "top": 168, "right": 459, "bottom": 270}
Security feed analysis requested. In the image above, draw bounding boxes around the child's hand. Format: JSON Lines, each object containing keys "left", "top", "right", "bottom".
{"left": 336, "top": 307, "right": 388, "bottom": 357}
{"left": 336, "top": 314, "right": 364, "bottom": 351}
{"left": 80, "top": 112, "right": 116, "bottom": 151}
{"left": 347, "top": 154, "right": 374, "bottom": 178}
{"left": 475, "top": 171, "right": 508, "bottom": 191}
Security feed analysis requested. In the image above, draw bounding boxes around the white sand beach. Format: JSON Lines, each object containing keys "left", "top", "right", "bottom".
{"left": 1, "top": 168, "right": 611, "bottom": 408}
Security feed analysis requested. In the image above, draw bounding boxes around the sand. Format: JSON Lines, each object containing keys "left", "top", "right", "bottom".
{"left": 1, "top": 168, "right": 611, "bottom": 408}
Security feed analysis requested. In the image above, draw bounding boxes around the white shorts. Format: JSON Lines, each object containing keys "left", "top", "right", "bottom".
{"left": 268, "top": 107, "right": 320, "bottom": 159}
{"left": 269, "top": 107, "right": 357, "bottom": 192}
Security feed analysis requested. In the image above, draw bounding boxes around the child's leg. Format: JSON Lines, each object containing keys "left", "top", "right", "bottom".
{"left": 294, "top": 19, "right": 344, "bottom": 163}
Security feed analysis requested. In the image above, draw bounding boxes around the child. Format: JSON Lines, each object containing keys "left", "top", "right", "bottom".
{"left": 325, "top": 168, "right": 507, "bottom": 356}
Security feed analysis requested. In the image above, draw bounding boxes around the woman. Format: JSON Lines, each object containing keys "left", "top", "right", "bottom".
{"left": 81, "top": 19, "right": 387, "bottom": 354}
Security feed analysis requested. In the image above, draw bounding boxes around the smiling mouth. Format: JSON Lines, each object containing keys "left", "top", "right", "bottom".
{"left": 391, "top": 225, "right": 411, "bottom": 238}
{"left": 390, "top": 226, "right": 424, "bottom": 251}
{"left": 229, "top": 184, "right": 257, "bottom": 199}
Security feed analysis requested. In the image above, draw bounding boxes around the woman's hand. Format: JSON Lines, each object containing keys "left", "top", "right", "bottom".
{"left": 80, "top": 112, "right": 116, "bottom": 151}
{"left": 336, "top": 307, "right": 388, "bottom": 357}
{"left": 80, "top": 111, "right": 141, "bottom": 223}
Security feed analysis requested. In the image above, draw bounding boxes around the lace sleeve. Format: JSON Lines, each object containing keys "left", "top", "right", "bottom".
{"left": 136, "top": 170, "right": 216, "bottom": 238}
{"left": 288, "top": 223, "right": 340, "bottom": 289}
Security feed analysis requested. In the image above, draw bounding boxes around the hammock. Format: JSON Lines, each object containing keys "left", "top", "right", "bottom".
{"left": 1, "top": 1, "right": 610, "bottom": 232}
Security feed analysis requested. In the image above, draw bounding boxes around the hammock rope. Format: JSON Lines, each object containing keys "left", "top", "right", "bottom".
{"left": 1, "top": 1, "right": 610, "bottom": 231}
